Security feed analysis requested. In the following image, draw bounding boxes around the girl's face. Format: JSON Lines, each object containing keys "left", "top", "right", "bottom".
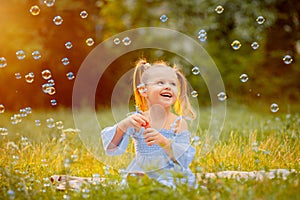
{"left": 141, "top": 66, "right": 179, "bottom": 109}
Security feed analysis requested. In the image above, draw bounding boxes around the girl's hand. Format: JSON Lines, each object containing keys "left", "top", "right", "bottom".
{"left": 118, "top": 113, "right": 149, "bottom": 132}
{"left": 143, "top": 128, "right": 170, "bottom": 147}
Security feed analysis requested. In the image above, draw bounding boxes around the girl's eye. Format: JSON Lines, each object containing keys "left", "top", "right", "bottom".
{"left": 171, "top": 83, "right": 176, "bottom": 86}
{"left": 157, "top": 81, "right": 164, "bottom": 85}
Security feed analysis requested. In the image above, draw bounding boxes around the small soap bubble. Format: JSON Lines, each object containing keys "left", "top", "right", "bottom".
{"left": 270, "top": 103, "right": 279, "bottom": 113}
{"left": 215, "top": 5, "right": 224, "bottom": 14}
{"left": 191, "top": 91, "right": 198, "bottom": 98}
{"left": 41, "top": 159, "right": 48, "bottom": 167}
{"left": 239, "top": 74, "right": 249, "bottom": 82}
{"left": 80, "top": 10, "right": 88, "bottom": 18}
{"left": 217, "top": 92, "right": 227, "bottom": 101}
{"left": 256, "top": 16, "right": 265, "bottom": 25}
{"left": 251, "top": 42, "right": 259, "bottom": 50}
{"left": 197, "top": 29, "right": 207, "bottom": 42}
{"left": 0, "top": 57, "right": 7, "bottom": 68}
{"left": 192, "top": 66, "right": 200, "bottom": 75}
{"left": 35, "top": 119, "right": 41, "bottom": 126}
{"left": 231, "top": 40, "right": 242, "bottom": 50}
{"left": 47, "top": 87, "right": 56, "bottom": 95}
{"left": 86, "top": 38, "right": 94, "bottom": 46}
{"left": 160, "top": 14, "right": 168, "bottom": 22}
{"left": 30, "top": 5, "right": 40, "bottom": 16}
{"left": 53, "top": 16, "right": 63, "bottom": 25}
{"left": 64, "top": 158, "right": 71, "bottom": 168}
{"left": 16, "top": 50, "right": 26, "bottom": 60}
{"left": 41, "top": 69, "right": 52, "bottom": 80}
{"left": 71, "top": 154, "right": 78, "bottom": 162}
{"left": 19, "top": 109, "right": 27, "bottom": 117}
{"left": 122, "top": 37, "right": 131, "bottom": 46}
{"left": 46, "top": 118, "right": 55, "bottom": 128}
{"left": 0, "top": 127, "right": 8, "bottom": 136}
{"left": 63, "top": 194, "right": 70, "bottom": 200}
{"left": 44, "top": 0, "right": 55, "bottom": 7}
{"left": 15, "top": 73, "right": 21, "bottom": 79}
{"left": 61, "top": 57, "right": 70, "bottom": 66}
{"left": 50, "top": 99, "right": 57, "bottom": 106}
{"left": 56, "top": 121, "right": 64, "bottom": 129}
{"left": 25, "top": 72, "right": 34, "bottom": 83}
{"left": 25, "top": 107, "right": 32, "bottom": 114}
{"left": 82, "top": 188, "right": 90, "bottom": 199}
{"left": 32, "top": 51, "right": 41, "bottom": 60}
{"left": 0, "top": 104, "right": 5, "bottom": 113}
{"left": 11, "top": 116, "right": 18, "bottom": 125}
{"left": 66, "top": 72, "right": 75, "bottom": 80}
{"left": 65, "top": 41, "right": 73, "bottom": 49}
{"left": 283, "top": 55, "right": 293, "bottom": 64}
{"left": 7, "top": 189, "right": 15, "bottom": 200}
{"left": 113, "top": 38, "right": 121, "bottom": 45}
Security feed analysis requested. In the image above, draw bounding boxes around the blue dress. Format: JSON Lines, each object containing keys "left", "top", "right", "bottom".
{"left": 101, "top": 116, "right": 196, "bottom": 187}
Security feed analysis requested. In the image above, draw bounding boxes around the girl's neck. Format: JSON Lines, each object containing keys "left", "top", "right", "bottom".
{"left": 145, "top": 105, "right": 175, "bottom": 130}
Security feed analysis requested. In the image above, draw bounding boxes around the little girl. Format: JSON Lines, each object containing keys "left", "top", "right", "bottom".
{"left": 101, "top": 59, "right": 197, "bottom": 187}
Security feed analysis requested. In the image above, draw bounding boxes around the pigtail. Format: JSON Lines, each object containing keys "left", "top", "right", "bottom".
{"left": 174, "top": 66, "right": 196, "bottom": 120}
{"left": 133, "top": 59, "right": 148, "bottom": 112}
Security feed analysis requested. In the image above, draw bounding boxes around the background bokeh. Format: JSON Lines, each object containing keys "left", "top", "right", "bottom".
{"left": 0, "top": 0, "right": 299, "bottom": 113}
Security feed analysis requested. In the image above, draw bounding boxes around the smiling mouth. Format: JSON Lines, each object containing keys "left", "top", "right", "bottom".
{"left": 160, "top": 93, "right": 172, "bottom": 98}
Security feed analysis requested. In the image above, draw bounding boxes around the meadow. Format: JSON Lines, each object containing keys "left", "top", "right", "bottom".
{"left": 0, "top": 103, "right": 299, "bottom": 200}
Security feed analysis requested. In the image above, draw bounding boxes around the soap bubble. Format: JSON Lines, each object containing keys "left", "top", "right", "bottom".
{"left": 239, "top": 74, "right": 249, "bottom": 82}
{"left": 256, "top": 16, "right": 265, "bottom": 25}
{"left": 53, "top": 16, "right": 63, "bottom": 25}
{"left": 86, "top": 38, "right": 94, "bottom": 46}
{"left": 251, "top": 42, "right": 259, "bottom": 50}
{"left": 61, "top": 57, "right": 70, "bottom": 65}
{"left": 35, "top": 119, "right": 41, "bottom": 126}
{"left": 122, "top": 37, "right": 131, "bottom": 46}
{"left": 80, "top": 11, "right": 88, "bottom": 19}
{"left": 44, "top": 0, "right": 55, "bottom": 7}
{"left": 113, "top": 38, "right": 121, "bottom": 45}
{"left": 66, "top": 72, "right": 75, "bottom": 80}
{"left": 32, "top": 51, "right": 41, "bottom": 60}
{"left": 25, "top": 72, "right": 34, "bottom": 83}
{"left": 160, "top": 14, "right": 168, "bottom": 23}
{"left": 15, "top": 73, "right": 21, "bottom": 79}
{"left": 41, "top": 69, "right": 52, "bottom": 80}
{"left": 47, "top": 87, "right": 56, "bottom": 95}
{"left": 46, "top": 118, "right": 55, "bottom": 128}
{"left": 283, "top": 55, "right": 293, "bottom": 64}
{"left": 0, "top": 104, "right": 5, "bottom": 113}
{"left": 217, "top": 92, "right": 227, "bottom": 101}
{"left": 71, "top": 154, "right": 78, "bottom": 162}
{"left": 50, "top": 99, "right": 57, "bottom": 106}
{"left": 270, "top": 103, "right": 279, "bottom": 113}
{"left": 191, "top": 91, "right": 198, "bottom": 98}
{"left": 16, "top": 50, "right": 26, "bottom": 60}
{"left": 56, "top": 121, "right": 64, "bottom": 129}
{"left": 197, "top": 29, "right": 207, "bottom": 42}
{"left": 65, "top": 41, "right": 73, "bottom": 49}
{"left": 7, "top": 189, "right": 15, "bottom": 199}
{"left": 231, "top": 40, "right": 241, "bottom": 50}
{"left": 30, "top": 5, "right": 40, "bottom": 16}
{"left": 215, "top": 5, "right": 224, "bottom": 14}
{"left": 25, "top": 107, "right": 32, "bottom": 114}
{"left": 192, "top": 66, "right": 200, "bottom": 75}
{"left": 0, "top": 57, "right": 7, "bottom": 68}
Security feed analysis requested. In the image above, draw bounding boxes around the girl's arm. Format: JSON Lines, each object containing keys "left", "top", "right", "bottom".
{"left": 105, "top": 113, "right": 149, "bottom": 150}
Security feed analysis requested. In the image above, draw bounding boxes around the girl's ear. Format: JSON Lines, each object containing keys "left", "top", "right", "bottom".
{"left": 137, "top": 83, "right": 148, "bottom": 97}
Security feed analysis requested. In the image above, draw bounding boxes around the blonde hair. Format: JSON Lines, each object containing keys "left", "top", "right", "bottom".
{"left": 133, "top": 59, "right": 196, "bottom": 119}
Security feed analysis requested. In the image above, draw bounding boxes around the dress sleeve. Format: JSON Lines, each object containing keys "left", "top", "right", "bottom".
{"left": 101, "top": 125, "right": 132, "bottom": 156}
{"left": 170, "top": 130, "right": 196, "bottom": 169}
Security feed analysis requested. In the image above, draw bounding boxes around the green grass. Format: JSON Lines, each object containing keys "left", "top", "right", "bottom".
{"left": 0, "top": 104, "right": 299, "bottom": 199}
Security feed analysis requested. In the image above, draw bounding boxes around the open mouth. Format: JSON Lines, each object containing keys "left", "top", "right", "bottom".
{"left": 160, "top": 92, "right": 172, "bottom": 98}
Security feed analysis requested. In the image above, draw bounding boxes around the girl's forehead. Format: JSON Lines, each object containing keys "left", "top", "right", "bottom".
{"left": 143, "top": 66, "right": 177, "bottom": 80}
